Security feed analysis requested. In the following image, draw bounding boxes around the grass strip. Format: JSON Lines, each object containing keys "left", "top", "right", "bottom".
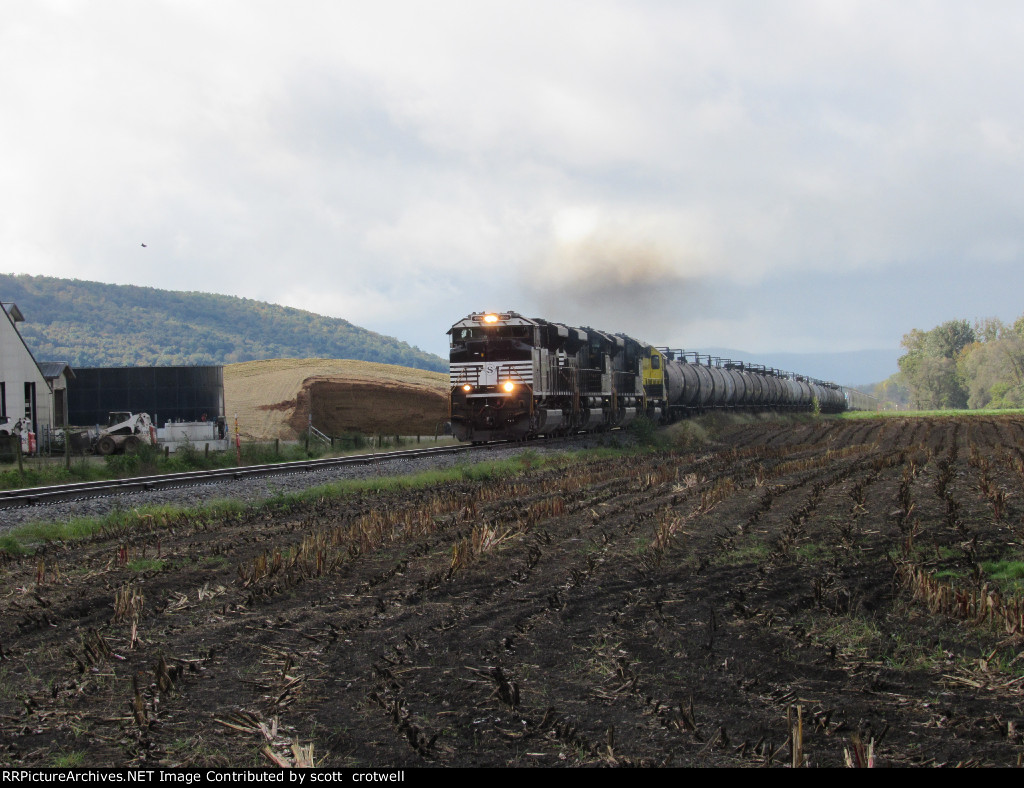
{"left": 0, "top": 437, "right": 459, "bottom": 492}
{"left": 838, "top": 407, "right": 1024, "bottom": 419}
{"left": 0, "top": 449, "right": 627, "bottom": 557}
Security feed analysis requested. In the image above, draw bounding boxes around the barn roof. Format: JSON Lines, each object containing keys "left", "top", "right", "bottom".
{"left": 39, "top": 361, "right": 76, "bottom": 381}
{"left": 1, "top": 302, "right": 25, "bottom": 322}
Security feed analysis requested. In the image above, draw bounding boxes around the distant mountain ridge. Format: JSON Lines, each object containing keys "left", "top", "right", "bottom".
{"left": 0, "top": 273, "right": 447, "bottom": 372}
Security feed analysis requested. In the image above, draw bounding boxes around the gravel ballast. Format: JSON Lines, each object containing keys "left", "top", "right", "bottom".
{"left": 0, "top": 437, "right": 625, "bottom": 531}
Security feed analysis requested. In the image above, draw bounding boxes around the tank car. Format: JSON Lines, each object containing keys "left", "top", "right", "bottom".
{"left": 842, "top": 387, "right": 879, "bottom": 412}
{"left": 448, "top": 311, "right": 859, "bottom": 441}
{"left": 650, "top": 350, "right": 846, "bottom": 416}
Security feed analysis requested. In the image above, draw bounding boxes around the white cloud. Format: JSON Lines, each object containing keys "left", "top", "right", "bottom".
{"left": 3, "top": 1, "right": 1024, "bottom": 360}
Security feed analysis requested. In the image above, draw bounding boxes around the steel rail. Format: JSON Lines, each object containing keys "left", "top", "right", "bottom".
{"left": 0, "top": 444, "right": 474, "bottom": 510}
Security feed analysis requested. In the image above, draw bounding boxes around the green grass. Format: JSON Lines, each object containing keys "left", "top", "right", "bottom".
{"left": 980, "top": 559, "right": 1024, "bottom": 580}
{"left": 712, "top": 540, "right": 771, "bottom": 566}
{"left": 50, "top": 751, "right": 87, "bottom": 768}
{"left": 0, "top": 449, "right": 575, "bottom": 556}
{"left": 0, "top": 435, "right": 459, "bottom": 492}
{"left": 916, "top": 557, "right": 1024, "bottom": 596}
{"left": 839, "top": 407, "right": 1024, "bottom": 420}
{"left": 629, "top": 415, "right": 661, "bottom": 447}
{"left": 0, "top": 535, "right": 26, "bottom": 556}
{"left": 793, "top": 542, "right": 837, "bottom": 564}
{"left": 980, "top": 560, "right": 1024, "bottom": 595}
{"left": 0, "top": 457, "right": 110, "bottom": 490}
{"left": 805, "top": 615, "right": 884, "bottom": 659}
{"left": 801, "top": 612, "right": 941, "bottom": 670}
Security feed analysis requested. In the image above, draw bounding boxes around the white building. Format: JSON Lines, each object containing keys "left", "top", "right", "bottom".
{"left": 1, "top": 301, "right": 73, "bottom": 449}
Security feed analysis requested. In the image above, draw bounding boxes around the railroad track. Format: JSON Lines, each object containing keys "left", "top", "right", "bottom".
{"left": 0, "top": 444, "right": 477, "bottom": 510}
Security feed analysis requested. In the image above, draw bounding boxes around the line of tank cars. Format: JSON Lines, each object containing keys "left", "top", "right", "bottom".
{"left": 448, "top": 311, "right": 874, "bottom": 442}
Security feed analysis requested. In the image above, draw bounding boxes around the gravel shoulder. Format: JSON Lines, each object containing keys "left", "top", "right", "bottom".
{"left": 0, "top": 438, "right": 607, "bottom": 531}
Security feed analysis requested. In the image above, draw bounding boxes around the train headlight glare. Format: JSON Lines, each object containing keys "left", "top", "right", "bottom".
{"left": 502, "top": 381, "right": 515, "bottom": 393}
{"left": 462, "top": 384, "right": 472, "bottom": 392}
{"left": 484, "top": 314, "right": 499, "bottom": 323}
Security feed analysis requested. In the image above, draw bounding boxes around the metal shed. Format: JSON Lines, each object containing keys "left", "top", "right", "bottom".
{"left": 67, "top": 366, "right": 225, "bottom": 428}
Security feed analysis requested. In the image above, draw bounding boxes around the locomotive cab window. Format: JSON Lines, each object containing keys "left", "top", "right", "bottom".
{"left": 455, "top": 326, "right": 531, "bottom": 342}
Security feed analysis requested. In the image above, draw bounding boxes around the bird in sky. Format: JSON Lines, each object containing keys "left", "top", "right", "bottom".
{"left": 141, "top": 243, "right": 147, "bottom": 247}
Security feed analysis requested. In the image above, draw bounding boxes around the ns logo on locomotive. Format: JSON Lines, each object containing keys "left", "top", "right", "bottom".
{"left": 448, "top": 311, "right": 869, "bottom": 443}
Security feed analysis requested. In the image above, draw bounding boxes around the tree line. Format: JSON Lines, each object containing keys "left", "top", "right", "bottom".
{"left": 887, "top": 316, "right": 1024, "bottom": 410}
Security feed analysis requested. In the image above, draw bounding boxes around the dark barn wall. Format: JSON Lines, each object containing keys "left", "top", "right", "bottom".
{"left": 67, "top": 367, "right": 224, "bottom": 427}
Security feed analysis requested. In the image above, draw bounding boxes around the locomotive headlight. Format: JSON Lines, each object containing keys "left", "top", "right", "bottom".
{"left": 483, "top": 314, "right": 499, "bottom": 323}
{"left": 502, "top": 381, "right": 515, "bottom": 393}
{"left": 462, "top": 384, "right": 473, "bottom": 392}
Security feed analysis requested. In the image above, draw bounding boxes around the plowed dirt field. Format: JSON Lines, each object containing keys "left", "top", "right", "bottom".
{"left": 3, "top": 415, "right": 1024, "bottom": 768}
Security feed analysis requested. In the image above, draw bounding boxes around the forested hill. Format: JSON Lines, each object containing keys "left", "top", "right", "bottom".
{"left": 0, "top": 273, "right": 447, "bottom": 372}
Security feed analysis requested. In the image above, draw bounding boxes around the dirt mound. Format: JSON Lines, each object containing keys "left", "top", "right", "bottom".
{"left": 224, "top": 359, "right": 448, "bottom": 440}
{"left": 288, "top": 378, "right": 448, "bottom": 437}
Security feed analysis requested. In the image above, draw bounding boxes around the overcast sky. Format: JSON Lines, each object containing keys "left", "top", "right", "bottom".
{"left": 3, "top": 1, "right": 1024, "bottom": 361}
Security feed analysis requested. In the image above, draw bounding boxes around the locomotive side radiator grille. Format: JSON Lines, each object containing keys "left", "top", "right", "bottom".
{"left": 579, "top": 369, "right": 603, "bottom": 395}
{"left": 540, "top": 356, "right": 574, "bottom": 396}
{"left": 612, "top": 371, "right": 639, "bottom": 396}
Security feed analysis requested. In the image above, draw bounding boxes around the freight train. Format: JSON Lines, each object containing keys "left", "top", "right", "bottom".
{"left": 448, "top": 311, "right": 874, "bottom": 442}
